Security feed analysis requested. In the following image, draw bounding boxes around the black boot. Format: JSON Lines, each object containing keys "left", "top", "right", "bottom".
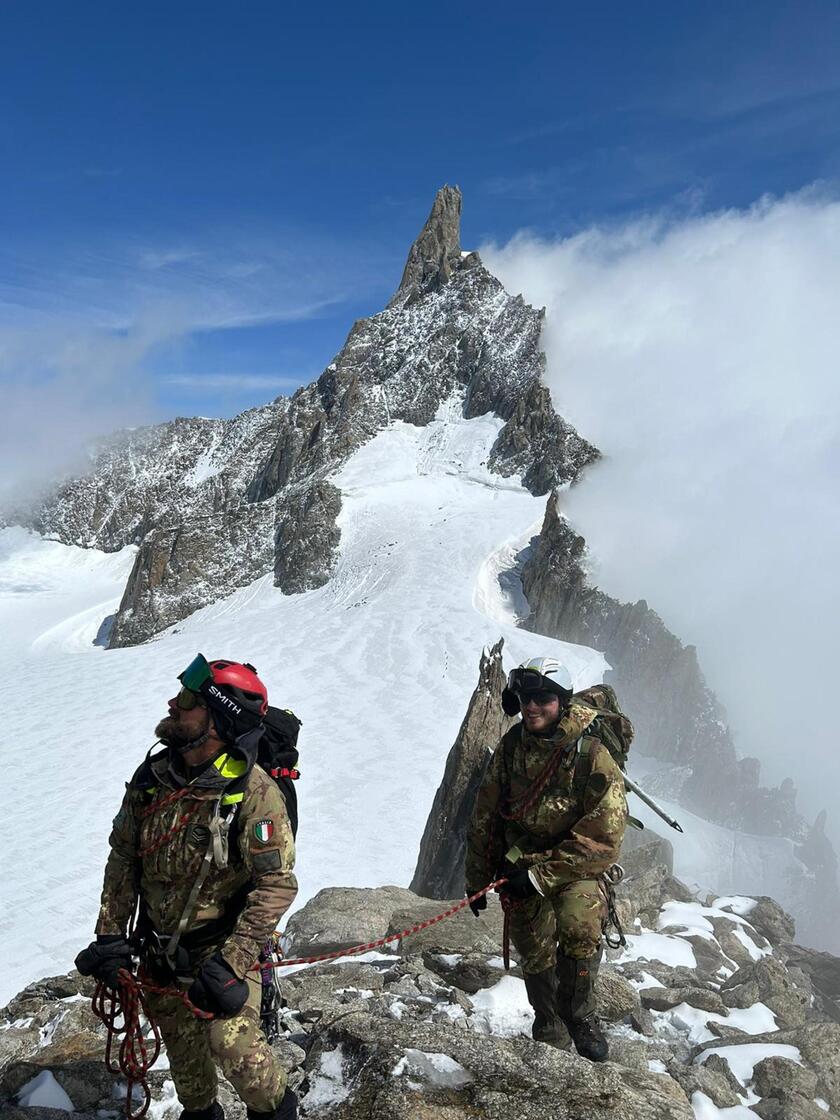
{"left": 179, "top": 1106, "right": 224, "bottom": 1120}
{"left": 556, "top": 949, "right": 608, "bottom": 1062}
{"left": 523, "top": 968, "right": 571, "bottom": 1049}
{"left": 567, "top": 1014, "right": 608, "bottom": 1062}
{"left": 247, "top": 1088, "right": 298, "bottom": 1120}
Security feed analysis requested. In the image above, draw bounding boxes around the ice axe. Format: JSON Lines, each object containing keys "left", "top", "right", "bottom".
{"left": 623, "top": 774, "right": 684, "bottom": 833}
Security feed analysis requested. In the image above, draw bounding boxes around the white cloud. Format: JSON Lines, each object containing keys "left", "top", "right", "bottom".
{"left": 0, "top": 318, "right": 172, "bottom": 502}
{"left": 483, "top": 188, "right": 840, "bottom": 841}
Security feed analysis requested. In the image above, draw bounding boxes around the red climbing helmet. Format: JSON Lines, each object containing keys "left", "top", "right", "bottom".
{"left": 178, "top": 653, "right": 268, "bottom": 741}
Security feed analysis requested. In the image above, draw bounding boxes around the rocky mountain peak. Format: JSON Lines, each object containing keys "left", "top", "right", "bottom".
{"left": 9, "top": 187, "right": 597, "bottom": 647}
{"left": 390, "top": 184, "right": 463, "bottom": 306}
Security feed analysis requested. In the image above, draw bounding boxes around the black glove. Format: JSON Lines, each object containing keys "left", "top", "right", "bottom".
{"left": 75, "top": 935, "right": 133, "bottom": 988}
{"left": 500, "top": 867, "right": 538, "bottom": 900}
{"left": 188, "top": 952, "right": 249, "bottom": 1017}
{"left": 467, "top": 891, "right": 487, "bottom": 918}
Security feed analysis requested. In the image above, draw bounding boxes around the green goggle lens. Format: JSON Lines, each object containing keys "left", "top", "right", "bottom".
{"left": 180, "top": 653, "right": 212, "bottom": 693}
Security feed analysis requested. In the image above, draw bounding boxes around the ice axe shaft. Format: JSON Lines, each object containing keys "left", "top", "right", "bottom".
{"left": 623, "top": 774, "right": 684, "bottom": 833}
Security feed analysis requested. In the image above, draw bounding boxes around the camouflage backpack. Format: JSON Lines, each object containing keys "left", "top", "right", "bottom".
{"left": 574, "top": 683, "right": 633, "bottom": 771}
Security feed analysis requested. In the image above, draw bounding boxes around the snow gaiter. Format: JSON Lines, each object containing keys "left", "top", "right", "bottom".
{"left": 556, "top": 946, "right": 608, "bottom": 1061}
{"left": 556, "top": 945, "right": 601, "bottom": 1020}
{"left": 523, "top": 967, "right": 571, "bottom": 1049}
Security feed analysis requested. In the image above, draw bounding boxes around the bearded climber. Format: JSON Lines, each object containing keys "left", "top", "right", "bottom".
{"left": 75, "top": 655, "right": 299, "bottom": 1120}
{"left": 464, "top": 656, "right": 628, "bottom": 1062}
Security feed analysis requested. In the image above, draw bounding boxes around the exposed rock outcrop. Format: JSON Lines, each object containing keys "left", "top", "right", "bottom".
{"left": 410, "top": 639, "right": 513, "bottom": 898}
{"left": 6, "top": 872, "right": 840, "bottom": 1119}
{"left": 390, "top": 183, "right": 463, "bottom": 305}
{"left": 273, "top": 480, "right": 342, "bottom": 595}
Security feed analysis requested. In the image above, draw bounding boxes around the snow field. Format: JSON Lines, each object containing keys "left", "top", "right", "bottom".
{"left": 654, "top": 1001, "right": 777, "bottom": 1046}
{"left": 615, "top": 932, "right": 698, "bottom": 970}
{"left": 696, "top": 1042, "right": 803, "bottom": 1086}
{"left": 0, "top": 409, "right": 606, "bottom": 1005}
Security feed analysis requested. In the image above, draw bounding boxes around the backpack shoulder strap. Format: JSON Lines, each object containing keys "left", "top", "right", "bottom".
{"left": 571, "top": 734, "right": 595, "bottom": 801}
{"left": 499, "top": 723, "right": 523, "bottom": 792}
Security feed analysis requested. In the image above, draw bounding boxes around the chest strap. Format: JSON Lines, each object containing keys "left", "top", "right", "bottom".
{"left": 164, "top": 798, "right": 238, "bottom": 968}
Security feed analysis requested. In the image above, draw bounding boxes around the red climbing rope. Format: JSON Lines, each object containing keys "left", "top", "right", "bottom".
{"left": 138, "top": 804, "right": 201, "bottom": 857}
{"left": 92, "top": 970, "right": 160, "bottom": 1120}
{"left": 91, "top": 877, "right": 509, "bottom": 1119}
{"left": 260, "top": 878, "right": 509, "bottom": 968}
{"left": 137, "top": 788, "right": 203, "bottom": 858}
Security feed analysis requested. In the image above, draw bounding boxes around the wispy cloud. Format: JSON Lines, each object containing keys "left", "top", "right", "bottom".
{"left": 484, "top": 187, "right": 840, "bottom": 847}
{"left": 0, "top": 221, "right": 394, "bottom": 499}
{"left": 0, "top": 223, "right": 390, "bottom": 336}
{"left": 164, "top": 372, "right": 306, "bottom": 392}
{"left": 138, "top": 248, "right": 203, "bottom": 270}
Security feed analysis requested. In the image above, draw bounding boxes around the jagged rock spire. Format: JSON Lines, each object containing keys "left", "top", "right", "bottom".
{"left": 391, "top": 185, "right": 463, "bottom": 305}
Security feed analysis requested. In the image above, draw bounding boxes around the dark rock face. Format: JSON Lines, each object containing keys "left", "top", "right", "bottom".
{"left": 410, "top": 639, "right": 513, "bottom": 899}
{"left": 109, "top": 502, "right": 274, "bottom": 648}
{"left": 521, "top": 496, "right": 748, "bottom": 826}
{"left": 11, "top": 187, "right": 596, "bottom": 646}
{"left": 489, "top": 379, "right": 594, "bottom": 494}
{"left": 783, "top": 943, "right": 840, "bottom": 1023}
{"left": 273, "top": 480, "right": 342, "bottom": 595}
{"left": 391, "top": 183, "right": 463, "bottom": 304}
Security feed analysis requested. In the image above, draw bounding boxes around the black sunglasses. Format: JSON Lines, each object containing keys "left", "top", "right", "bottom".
{"left": 175, "top": 686, "right": 207, "bottom": 711}
{"left": 519, "top": 690, "right": 560, "bottom": 707}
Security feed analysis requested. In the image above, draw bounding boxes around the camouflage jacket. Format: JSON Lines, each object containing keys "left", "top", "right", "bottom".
{"left": 464, "top": 702, "right": 627, "bottom": 897}
{"left": 96, "top": 739, "right": 298, "bottom": 978}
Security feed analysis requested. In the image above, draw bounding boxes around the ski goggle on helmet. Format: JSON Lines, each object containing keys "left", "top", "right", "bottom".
{"left": 501, "top": 656, "right": 574, "bottom": 716}
{"left": 176, "top": 653, "right": 269, "bottom": 736}
{"left": 176, "top": 653, "right": 213, "bottom": 709}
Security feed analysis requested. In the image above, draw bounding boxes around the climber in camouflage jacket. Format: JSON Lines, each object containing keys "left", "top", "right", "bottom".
{"left": 76, "top": 655, "right": 299, "bottom": 1120}
{"left": 95, "top": 739, "right": 297, "bottom": 979}
{"left": 464, "top": 657, "right": 628, "bottom": 1063}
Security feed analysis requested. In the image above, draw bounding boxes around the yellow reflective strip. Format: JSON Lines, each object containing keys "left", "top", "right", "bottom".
{"left": 221, "top": 792, "right": 244, "bottom": 805}
{"left": 213, "top": 753, "right": 247, "bottom": 779}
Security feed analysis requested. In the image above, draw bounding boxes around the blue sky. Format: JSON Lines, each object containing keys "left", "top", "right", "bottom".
{"left": 2, "top": 0, "right": 840, "bottom": 427}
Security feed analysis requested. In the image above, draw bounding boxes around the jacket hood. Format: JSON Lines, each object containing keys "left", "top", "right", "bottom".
{"left": 133, "top": 724, "right": 265, "bottom": 793}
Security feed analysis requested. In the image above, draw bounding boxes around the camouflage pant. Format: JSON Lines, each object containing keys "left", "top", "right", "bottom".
{"left": 509, "top": 878, "right": 606, "bottom": 974}
{"left": 144, "top": 972, "right": 286, "bottom": 1112}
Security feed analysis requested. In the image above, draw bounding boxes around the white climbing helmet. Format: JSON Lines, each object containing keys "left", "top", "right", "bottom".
{"left": 502, "top": 656, "right": 574, "bottom": 715}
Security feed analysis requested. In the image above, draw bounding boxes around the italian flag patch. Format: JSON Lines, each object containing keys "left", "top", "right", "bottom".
{"left": 254, "top": 819, "right": 274, "bottom": 844}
